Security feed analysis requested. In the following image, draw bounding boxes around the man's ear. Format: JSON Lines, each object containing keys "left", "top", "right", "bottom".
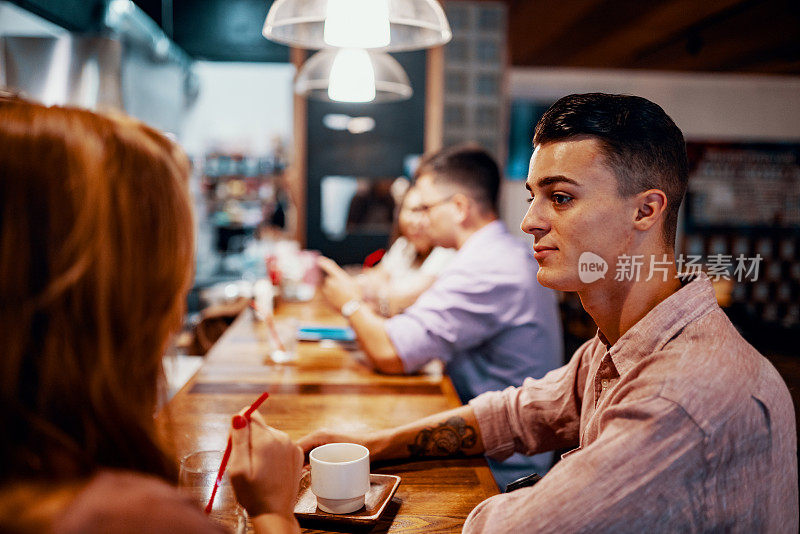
{"left": 452, "top": 193, "right": 471, "bottom": 224}
{"left": 633, "top": 189, "right": 667, "bottom": 232}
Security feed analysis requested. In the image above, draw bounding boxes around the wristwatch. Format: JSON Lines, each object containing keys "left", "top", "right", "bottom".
{"left": 341, "top": 299, "right": 362, "bottom": 318}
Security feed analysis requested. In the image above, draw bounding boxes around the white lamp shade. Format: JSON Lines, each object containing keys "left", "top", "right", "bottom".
{"left": 264, "top": 0, "right": 451, "bottom": 51}
{"left": 295, "top": 48, "right": 413, "bottom": 103}
{"left": 328, "top": 48, "right": 376, "bottom": 102}
{"left": 324, "top": 0, "right": 390, "bottom": 48}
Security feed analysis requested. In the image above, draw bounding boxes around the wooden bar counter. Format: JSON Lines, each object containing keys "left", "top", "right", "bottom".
{"left": 158, "top": 297, "right": 499, "bottom": 533}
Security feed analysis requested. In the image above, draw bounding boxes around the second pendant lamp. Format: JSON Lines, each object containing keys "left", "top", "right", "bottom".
{"left": 295, "top": 48, "right": 413, "bottom": 103}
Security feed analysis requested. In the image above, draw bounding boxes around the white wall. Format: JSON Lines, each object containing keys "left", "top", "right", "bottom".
{"left": 500, "top": 67, "right": 800, "bottom": 237}
{"left": 0, "top": 7, "right": 296, "bottom": 154}
{"left": 509, "top": 67, "right": 800, "bottom": 142}
{"left": 123, "top": 47, "right": 188, "bottom": 135}
{"left": 0, "top": 2, "right": 188, "bottom": 134}
{"left": 179, "top": 61, "right": 295, "bottom": 157}
{"left": 0, "top": 2, "right": 66, "bottom": 37}
{"left": 0, "top": 1, "right": 67, "bottom": 87}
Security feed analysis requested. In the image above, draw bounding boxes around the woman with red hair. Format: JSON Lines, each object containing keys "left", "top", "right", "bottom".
{"left": 0, "top": 94, "right": 301, "bottom": 533}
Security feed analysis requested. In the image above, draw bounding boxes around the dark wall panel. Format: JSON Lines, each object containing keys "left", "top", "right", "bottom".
{"left": 9, "top": 0, "right": 105, "bottom": 31}
{"left": 306, "top": 51, "right": 426, "bottom": 264}
{"left": 172, "top": 0, "right": 289, "bottom": 62}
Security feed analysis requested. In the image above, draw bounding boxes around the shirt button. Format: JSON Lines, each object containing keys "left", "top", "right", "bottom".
{"left": 601, "top": 379, "right": 610, "bottom": 389}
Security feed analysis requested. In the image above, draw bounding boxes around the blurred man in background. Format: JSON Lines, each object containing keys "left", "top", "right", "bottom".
{"left": 318, "top": 144, "right": 563, "bottom": 489}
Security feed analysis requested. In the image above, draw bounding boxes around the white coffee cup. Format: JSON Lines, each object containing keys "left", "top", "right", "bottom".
{"left": 309, "top": 443, "right": 370, "bottom": 514}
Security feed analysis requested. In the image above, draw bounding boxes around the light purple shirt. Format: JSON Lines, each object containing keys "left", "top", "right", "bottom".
{"left": 385, "top": 220, "right": 563, "bottom": 403}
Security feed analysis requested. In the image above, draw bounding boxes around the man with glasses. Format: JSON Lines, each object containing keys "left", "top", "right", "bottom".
{"left": 318, "top": 144, "right": 563, "bottom": 489}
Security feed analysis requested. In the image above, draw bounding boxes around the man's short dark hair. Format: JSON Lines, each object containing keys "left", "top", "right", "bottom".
{"left": 534, "top": 93, "right": 688, "bottom": 248}
{"left": 415, "top": 144, "right": 500, "bottom": 214}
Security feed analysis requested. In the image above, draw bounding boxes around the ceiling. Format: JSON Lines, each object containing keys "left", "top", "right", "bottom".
{"left": 12, "top": 0, "right": 799, "bottom": 74}
{"left": 137, "top": 0, "right": 800, "bottom": 74}
{"left": 500, "top": 0, "right": 800, "bottom": 75}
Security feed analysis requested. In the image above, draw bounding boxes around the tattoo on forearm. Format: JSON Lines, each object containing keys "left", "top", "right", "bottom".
{"left": 408, "top": 417, "right": 477, "bottom": 458}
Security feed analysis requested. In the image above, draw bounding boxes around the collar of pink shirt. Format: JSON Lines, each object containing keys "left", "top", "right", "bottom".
{"left": 596, "top": 272, "right": 716, "bottom": 377}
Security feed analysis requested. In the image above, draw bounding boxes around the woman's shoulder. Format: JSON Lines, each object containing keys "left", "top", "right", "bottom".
{"left": 51, "top": 470, "right": 225, "bottom": 534}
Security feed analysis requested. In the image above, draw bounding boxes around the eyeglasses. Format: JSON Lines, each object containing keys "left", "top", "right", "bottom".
{"left": 409, "top": 194, "right": 455, "bottom": 215}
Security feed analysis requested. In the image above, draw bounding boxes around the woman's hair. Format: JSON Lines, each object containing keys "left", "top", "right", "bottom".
{"left": 0, "top": 96, "right": 194, "bottom": 484}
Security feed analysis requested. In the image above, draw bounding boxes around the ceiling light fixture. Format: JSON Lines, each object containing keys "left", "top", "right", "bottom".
{"left": 328, "top": 48, "right": 375, "bottom": 102}
{"left": 263, "top": 0, "right": 451, "bottom": 51}
{"left": 324, "top": 0, "right": 390, "bottom": 49}
{"left": 295, "top": 48, "right": 412, "bottom": 103}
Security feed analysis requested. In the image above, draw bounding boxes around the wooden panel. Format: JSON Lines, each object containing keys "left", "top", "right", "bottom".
{"left": 506, "top": 0, "right": 610, "bottom": 66}
{"left": 568, "top": 0, "right": 743, "bottom": 67}
{"left": 498, "top": 0, "right": 799, "bottom": 74}
{"left": 629, "top": 0, "right": 800, "bottom": 72}
{"left": 290, "top": 47, "right": 308, "bottom": 246}
{"left": 189, "top": 382, "right": 444, "bottom": 395}
{"left": 742, "top": 57, "right": 800, "bottom": 75}
{"left": 525, "top": 0, "right": 685, "bottom": 66}
{"left": 425, "top": 46, "right": 445, "bottom": 153}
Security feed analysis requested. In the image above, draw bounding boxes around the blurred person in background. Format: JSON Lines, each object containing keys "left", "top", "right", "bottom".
{"left": 358, "top": 185, "right": 455, "bottom": 317}
{"left": 318, "top": 144, "right": 563, "bottom": 489}
{"left": 0, "top": 94, "right": 302, "bottom": 533}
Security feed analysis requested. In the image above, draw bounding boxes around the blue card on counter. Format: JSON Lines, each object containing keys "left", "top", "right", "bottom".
{"left": 297, "top": 325, "right": 356, "bottom": 342}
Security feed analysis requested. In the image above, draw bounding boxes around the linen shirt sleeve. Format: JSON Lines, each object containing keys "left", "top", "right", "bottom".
{"left": 385, "top": 269, "right": 526, "bottom": 373}
{"left": 463, "top": 392, "right": 706, "bottom": 533}
{"left": 468, "top": 343, "right": 591, "bottom": 458}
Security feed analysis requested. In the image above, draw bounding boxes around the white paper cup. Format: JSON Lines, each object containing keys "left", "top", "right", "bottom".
{"left": 309, "top": 443, "right": 370, "bottom": 514}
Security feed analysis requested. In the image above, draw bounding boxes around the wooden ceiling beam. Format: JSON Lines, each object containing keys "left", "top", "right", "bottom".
{"left": 629, "top": 0, "right": 800, "bottom": 73}
{"left": 744, "top": 58, "right": 800, "bottom": 75}
{"left": 507, "top": 0, "right": 609, "bottom": 66}
{"left": 719, "top": 44, "right": 800, "bottom": 74}
{"left": 513, "top": 0, "right": 699, "bottom": 67}
{"left": 566, "top": 0, "right": 744, "bottom": 68}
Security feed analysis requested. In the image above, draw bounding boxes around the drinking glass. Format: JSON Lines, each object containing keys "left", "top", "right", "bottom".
{"left": 179, "top": 450, "right": 247, "bottom": 533}
{"left": 269, "top": 318, "right": 299, "bottom": 363}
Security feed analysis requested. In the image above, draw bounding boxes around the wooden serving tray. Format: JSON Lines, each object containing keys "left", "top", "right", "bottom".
{"left": 294, "top": 472, "right": 401, "bottom": 526}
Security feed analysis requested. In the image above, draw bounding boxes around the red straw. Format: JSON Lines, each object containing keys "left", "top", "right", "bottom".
{"left": 204, "top": 391, "right": 270, "bottom": 514}
{"left": 243, "top": 391, "right": 270, "bottom": 419}
{"left": 363, "top": 248, "right": 386, "bottom": 269}
{"left": 204, "top": 439, "right": 233, "bottom": 514}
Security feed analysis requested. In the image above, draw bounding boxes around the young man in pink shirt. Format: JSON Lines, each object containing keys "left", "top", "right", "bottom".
{"left": 298, "top": 93, "right": 797, "bottom": 532}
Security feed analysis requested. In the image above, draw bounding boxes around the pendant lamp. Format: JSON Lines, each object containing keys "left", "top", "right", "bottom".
{"left": 263, "top": 0, "right": 451, "bottom": 51}
{"left": 295, "top": 48, "right": 412, "bottom": 103}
